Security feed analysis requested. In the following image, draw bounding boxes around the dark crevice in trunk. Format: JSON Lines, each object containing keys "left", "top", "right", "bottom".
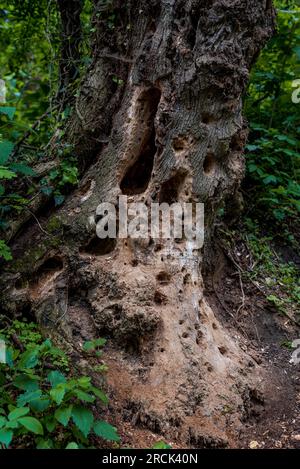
{"left": 159, "top": 170, "right": 187, "bottom": 204}
{"left": 120, "top": 87, "right": 161, "bottom": 195}
{"left": 80, "top": 236, "right": 117, "bottom": 256}
{"left": 203, "top": 152, "right": 217, "bottom": 176}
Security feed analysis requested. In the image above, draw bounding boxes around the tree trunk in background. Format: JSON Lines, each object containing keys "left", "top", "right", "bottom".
{"left": 57, "top": 0, "right": 83, "bottom": 107}
{"left": 1, "top": 0, "right": 275, "bottom": 446}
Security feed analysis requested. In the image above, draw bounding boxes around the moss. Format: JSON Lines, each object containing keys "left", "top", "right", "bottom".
{"left": 8, "top": 236, "right": 63, "bottom": 274}
{"left": 46, "top": 216, "right": 63, "bottom": 233}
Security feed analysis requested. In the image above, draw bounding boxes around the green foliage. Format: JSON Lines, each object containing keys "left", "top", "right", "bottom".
{"left": 240, "top": 219, "right": 300, "bottom": 317}
{"left": 0, "top": 108, "right": 37, "bottom": 261}
{"left": 0, "top": 1, "right": 95, "bottom": 258}
{"left": 0, "top": 240, "right": 12, "bottom": 261}
{"left": 0, "top": 320, "right": 119, "bottom": 449}
{"left": 244, "top": 2, "right": 300, "bottom": 227}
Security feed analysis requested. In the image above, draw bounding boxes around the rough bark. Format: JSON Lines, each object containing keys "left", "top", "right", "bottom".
{"left": 0, "top": 0, "right": 275, "bottom": 447}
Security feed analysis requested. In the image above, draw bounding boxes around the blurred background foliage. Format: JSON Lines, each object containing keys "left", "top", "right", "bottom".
{"left": 244, "top": 0, "right": 300, "bottom": 240}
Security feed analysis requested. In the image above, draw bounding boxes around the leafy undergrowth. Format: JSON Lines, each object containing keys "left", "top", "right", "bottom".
{"left": 219, "top": 218, "right": 300, "bottom": 324}
{"left": 244, "top": 3, "right": 300, "bottom": 231}
{"left": 0, "top": 320, "right": 120, "bottom": 449}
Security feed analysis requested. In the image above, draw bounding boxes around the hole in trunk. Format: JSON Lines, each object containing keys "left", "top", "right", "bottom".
{"left": 230, "top": 133, "right": 243, "bottom": 152}
{"left": 154, "top": 290, "right": 168, "bottom": 305}
{"left": 203, "top": 152, "right": 216, "bottom": 175}
{"left": 202, "top": 113, "right": 215, "bottom": 125}
{"left": 120, "top": 87, "right": 161, "bottom": 195}
{"left": 173, "top": 136, "right": 188, "bottom": 152}
{"left": 156, "top": 271, "right": 171, "bottom": 284}
{"left": 34, "top": 257, "right": 64, "bottom": 282}
{"left": 159, "top": 170, "right": 187, "bottom": 204}
{"left": 81, "top": 236, "right": 117, "bottom": 256}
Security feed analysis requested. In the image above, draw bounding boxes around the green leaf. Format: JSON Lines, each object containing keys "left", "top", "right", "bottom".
{"left": 0, "top": 240, "right": 12, "bottom": 261}
{"left": 18, "top": 416, "right": 43, "bottom": 435}
{"left": 13, "top": 373, "right": 39, "bottom": 391}
{"left": 54, "top": 194, "right": 65, "bottom": 206}
{"left": 50, "top": 384, "right": 66, "bottom": 405}
{"left": 41, "top": 186, "right": 53, "bottom": 196}
{"left": 30, "top": 396, "right": 50, "bottom": 412}
{"left": 36, "top": 438, "right": 54, "bottom": 449}
{"left": 246, "top": 144, "right": 259, "bottom": 152}
{"left": 83, "top": 338, "right": 106, "bottom": 352}
{"left": 5, "top": 420, "right": 20, "bottom": 429}
{"left": 54, "top": 405, "right": 72, "bottom": 427}
{"left": 4, "top": 347, "right": 14, "bottom": 366}
{"left": 8, "top": 407, "right": 30, "bottom": 421}
{"left": 0, "top": 428, "right": 13, "bottom": 446}
{"left": 77, "top": 376, "right": 91, "bottom": 389}
{"left": 44, "top": 416, "right": 56, "bottom": 433}
{"left": 263, "top": 175, "right": 277, "bottom": 185}
{"left": 0, "top": 140, "right": 14, "bottom": 164}
{"left": 18, "top": 348, "right": 39, "bottom": 369}
{"left": 93, "top": 420, "right": 120, "bottom": 442}
{"left": 39, "top": 339, "right": 52, "bottom": 352}
{"left": 66, "top": 442, "right": 79, "bottom": 449}
{"left": 91, "top": 386, "right": 109, "bottom": 405}
{"left": 17, "top": 389, "right": 42, "bottom": 407}
{"left": 73, "top": 389, "right": 95, "bottom": 403}
{"left": 0, "top": 166, "right": 16, "bottom": 180}
{"left": 71, "top": 406, "right": 94, "bottom": 438}
{"left": 47, "top": 370, "right": 66, "bottom": 387}
{"left": 0, "top": 106, "right": 16, "bottom": 120}
{"left": 0, "top": 416, "right": 7, "bottom": 429}
{"left": 10, "top": 163, "right": 36, "bottom": 176}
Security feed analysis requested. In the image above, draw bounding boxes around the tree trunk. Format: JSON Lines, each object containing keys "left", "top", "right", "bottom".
{"left": 56, "top": 0, "right": 83, "bottom": 107}
{"left": 1, "top": 0, "right": 275, "bottom": 447}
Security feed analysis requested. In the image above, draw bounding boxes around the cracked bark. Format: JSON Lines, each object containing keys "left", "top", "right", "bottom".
{"left": 0, "top": 0, "right": 275, "bottom": 446}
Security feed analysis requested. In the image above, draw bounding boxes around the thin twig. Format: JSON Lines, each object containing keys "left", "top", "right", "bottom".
{"left": 236, "top": 270, "right": 246, "bottom": 316}
{"left": 24, "top": 208, "right": 52, "bottom": 238}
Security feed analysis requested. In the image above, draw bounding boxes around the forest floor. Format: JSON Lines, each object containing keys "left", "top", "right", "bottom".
{"left": 205, "top": 236, "right": 300, "bottom": 449}
{"left": 100, "top": 224, "right": 300, "bottom": 449}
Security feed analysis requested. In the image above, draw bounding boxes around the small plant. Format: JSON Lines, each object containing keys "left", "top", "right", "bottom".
{"left": 152, "top": 441, "right": 172, "bottom": 449}
{"left": 0, "top": 320, "right": 120, "bottom": 449}
{"left": 0, "top": 239, "right": 12, "bottom": 261}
